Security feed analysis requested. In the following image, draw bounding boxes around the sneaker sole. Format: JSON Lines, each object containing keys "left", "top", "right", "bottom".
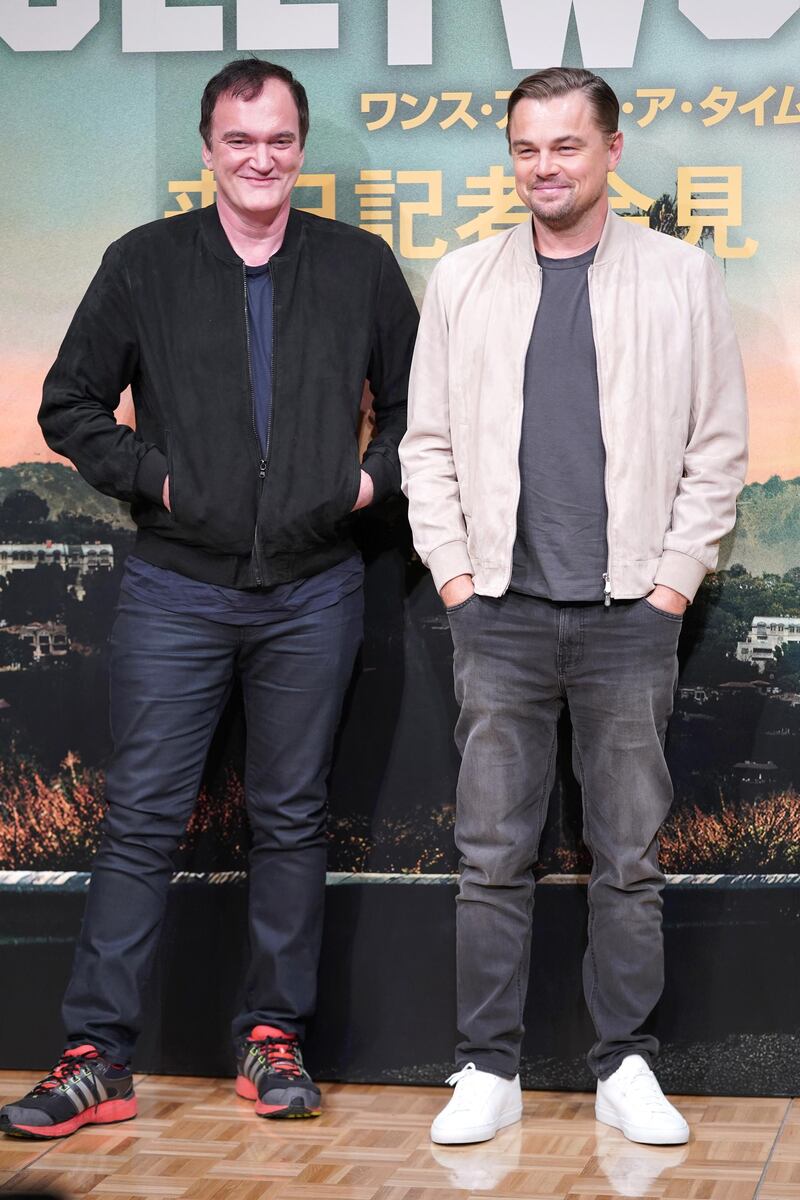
{"left": 0, "top": 1097, "right": 138, "bottom": 1140}
{"left": 255, "top": 1102, "right": 322, "bottom": 1119}
{"left": 235, "top": 1075, "right": 321, "bottom": 1120}
{"left": 430, "top": 1104, "right": 522, "bottom": 1145}
{"left": 595, "top": 1100, "right": 689, "bottom": 1145}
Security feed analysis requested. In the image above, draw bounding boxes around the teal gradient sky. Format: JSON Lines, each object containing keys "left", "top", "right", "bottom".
{"left": 1, "top": 0, "right": 798, "bottom": 479}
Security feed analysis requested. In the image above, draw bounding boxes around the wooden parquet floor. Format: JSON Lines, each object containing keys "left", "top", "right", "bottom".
{"left": 0, "top": 1072, "right": 796, "bottom": 1200}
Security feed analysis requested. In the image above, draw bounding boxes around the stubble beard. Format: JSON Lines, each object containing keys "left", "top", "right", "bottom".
{"left": 527, "top": 177, "right": 606, "bottom": 231}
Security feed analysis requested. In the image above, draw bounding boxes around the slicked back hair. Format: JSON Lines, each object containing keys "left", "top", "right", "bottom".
{"left": 200, "top": 57, "right": 309, "bottom": 148}
{"left": 506, "top": 67, "right": 619, "bottom": 145}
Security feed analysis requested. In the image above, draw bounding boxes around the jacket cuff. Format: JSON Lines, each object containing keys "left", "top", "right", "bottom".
{"left": 361, "top": 452, "right": 396, "bottom": 505}
{"left": 653, "top": 550, "right": 708, "bottom": 603}
{"left": 428, "top": 540, "right": 474, "bottom": 595}
{"left": 134, "top": 447, "right": 169, "bottom": 506}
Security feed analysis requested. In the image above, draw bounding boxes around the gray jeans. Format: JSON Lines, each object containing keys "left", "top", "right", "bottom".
{"left": 448, "top": 590, "right": 681, "bottom": 1081}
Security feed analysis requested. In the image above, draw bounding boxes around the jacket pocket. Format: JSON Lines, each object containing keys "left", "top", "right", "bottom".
{"left": 164, "top": 430, "right": 178, "bottom": 522}
{"left": 342, "top": 446, "right": 362, "bottom": 518}
{"left": 149, "top": 431, "right": 257, "bottom": 554}
{"left": 265, "top": 442, "right": 363, "bottom": 555}
{"left": 327, "top": 444, "right": 362, "bottom": 532}
{"left": 452, "top": 421, "right": 472, "bottom": 516}
{"left": 130, "top": 429, "right": 177, "bottom": 534}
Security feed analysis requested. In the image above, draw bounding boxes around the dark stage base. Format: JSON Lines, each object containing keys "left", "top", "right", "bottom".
{"left": 1, "top": 873, "right": 799, "bottom": 1096}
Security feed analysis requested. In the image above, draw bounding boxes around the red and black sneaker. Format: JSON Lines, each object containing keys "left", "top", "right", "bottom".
{"left": 235, "top": 1025, "right": 321, "bottom": 1119}
{"left": 0, "top": 1045, "right": 136, "bottom": 1139}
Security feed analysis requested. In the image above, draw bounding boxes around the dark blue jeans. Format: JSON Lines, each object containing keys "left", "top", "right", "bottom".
{"left": 448, "top": 591, "right": 681, "bottom": 1081}
{"left": 62, "top": 588, "right": 363, "bottom": 1063}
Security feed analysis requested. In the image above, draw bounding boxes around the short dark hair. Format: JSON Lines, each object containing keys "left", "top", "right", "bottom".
{"left": 506, "top": 67, "right": 619, "bottom": 144}
{"left": 200, "top": 57, "right": 309, "bottom": 148}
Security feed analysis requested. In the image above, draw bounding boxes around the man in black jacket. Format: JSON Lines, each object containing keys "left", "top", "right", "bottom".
{"left": 0, "top": 59, "right": 417, "bottom": 1139}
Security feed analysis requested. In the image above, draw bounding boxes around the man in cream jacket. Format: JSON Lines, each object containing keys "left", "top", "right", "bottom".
{"left": 400, "top": 68, "right": 747, "bottom": 1147}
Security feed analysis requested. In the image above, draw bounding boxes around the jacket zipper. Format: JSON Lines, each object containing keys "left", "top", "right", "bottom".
{"left": 588, "top": 265, "right": 613, "bottom": 607}
{"left": 264, "top": 261, "right": 275, "bottom": 471}
{"left": 243, "top": 261, "right": 270, "bottom": 587}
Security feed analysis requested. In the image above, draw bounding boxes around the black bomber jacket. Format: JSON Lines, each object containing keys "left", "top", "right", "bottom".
{"left": 39, "top": 204, "right": 419, "bottom": 587}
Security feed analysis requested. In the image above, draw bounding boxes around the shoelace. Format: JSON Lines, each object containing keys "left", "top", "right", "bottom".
{"left": 251, "top": 1033, "right": 304, "bottom": 1079}
{"left": 443, "top": 1062, "right": 500, "bottom": 1113}
{"left": 32, "top": 1048, "right": 99, "bottom": 1095}
{"left": 623, "top": 1064, "right": 675, "bottom": 1115}
{"left": 446, "top": 1063, "right": 478, "bottom": 1087}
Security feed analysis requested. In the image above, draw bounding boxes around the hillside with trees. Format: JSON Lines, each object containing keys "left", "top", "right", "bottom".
{"left": 0, "top": 463, "right": 133, "bottom": 530}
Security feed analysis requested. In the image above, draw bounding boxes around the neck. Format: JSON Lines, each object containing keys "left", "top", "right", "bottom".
{"left": 216, "top": 195, "right": 291, "bottom": 265}
{"left": 532, "top": 201, "right": 608, "bottom": 260}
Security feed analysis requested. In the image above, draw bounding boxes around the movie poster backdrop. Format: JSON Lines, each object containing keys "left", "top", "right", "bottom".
{"left": 1, "top": 1, "right": 799, "bottom": 1089}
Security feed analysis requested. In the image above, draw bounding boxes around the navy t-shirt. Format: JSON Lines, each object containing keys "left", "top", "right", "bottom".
{"left": 246, "top": 262, "right": 273, "bottom": 457}
{"left": 121, "top": 553, "right": 364, "bottom": 625}
{"left": 125, "top": 258, "right": 363, "bottom": 621}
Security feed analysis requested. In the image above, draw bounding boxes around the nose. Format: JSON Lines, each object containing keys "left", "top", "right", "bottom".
{"left": 251, "top": 142, "right": 273, "bottom": 173}
{"left": 536, "top": 152, "right": 557, "bottom": 177}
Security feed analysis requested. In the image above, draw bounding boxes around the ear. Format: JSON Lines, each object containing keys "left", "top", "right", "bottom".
{"left": 608, "top": 130, "right": 624, "bottom": 172}
{"left": 201, "top": 139, "right": 213, "bottom": 171}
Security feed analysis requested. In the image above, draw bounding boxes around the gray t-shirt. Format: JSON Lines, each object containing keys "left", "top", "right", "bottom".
{"left": 510, "top": 243, "right": 608, "bottom": 602}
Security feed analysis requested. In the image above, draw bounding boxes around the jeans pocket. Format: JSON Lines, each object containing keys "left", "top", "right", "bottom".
{"left": 446, "top": 593, "right": 479, "bottom": 615}
{"left": 642, "top": 597, "right": 684, "bottom": 623}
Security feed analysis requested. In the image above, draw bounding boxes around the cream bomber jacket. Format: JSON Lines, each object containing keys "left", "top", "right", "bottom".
{"left": 399, "top": 209, "right": 748, "bottom": 604}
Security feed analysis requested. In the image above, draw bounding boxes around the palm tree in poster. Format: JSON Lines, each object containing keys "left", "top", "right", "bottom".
{"left": 648, "top": 192, "right": 713, "bottom": 254}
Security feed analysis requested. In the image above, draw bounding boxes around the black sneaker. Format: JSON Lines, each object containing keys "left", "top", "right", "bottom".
{"left": 235, "top": 1025, "right": 321, "bottom": 1118}
{"left": 0, "top": 1044, "right": 136, "bottom": 1139}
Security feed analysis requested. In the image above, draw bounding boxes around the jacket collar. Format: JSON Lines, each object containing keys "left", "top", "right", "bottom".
{"left": 593, "top": 207, "right": 630, "bottom": 266}
{"left": 200, "top": 203, "right": 304, "bottom": 265}
{"left": 511, "top": 204, "right": 629, "bottom": 273}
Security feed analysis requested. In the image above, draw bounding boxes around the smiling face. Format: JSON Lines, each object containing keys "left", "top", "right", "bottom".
{"left": 509, "top": 90, "right": 622, "bottom": 234}
{"left": 201, "top": 80, "right": 305, "bottom": 225}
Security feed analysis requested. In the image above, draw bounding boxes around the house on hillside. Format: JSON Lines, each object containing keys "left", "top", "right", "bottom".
{"left": 0, "top": 542, "right": 113, "bottom": 600}
{"left": 736, "top": 616, "right": 800, "bottom": 673}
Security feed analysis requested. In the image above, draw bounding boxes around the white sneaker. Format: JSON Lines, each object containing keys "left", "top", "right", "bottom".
{"left": 430, "top": 1063, "right": 522, "bottom": 1145}
{"left": 595, "top": 1055, "right": 689, "bottom": 1145}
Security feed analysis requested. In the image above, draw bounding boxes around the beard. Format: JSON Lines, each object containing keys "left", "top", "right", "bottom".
{"left": 526, "top": 177, "right": 605, "bottom": 230}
